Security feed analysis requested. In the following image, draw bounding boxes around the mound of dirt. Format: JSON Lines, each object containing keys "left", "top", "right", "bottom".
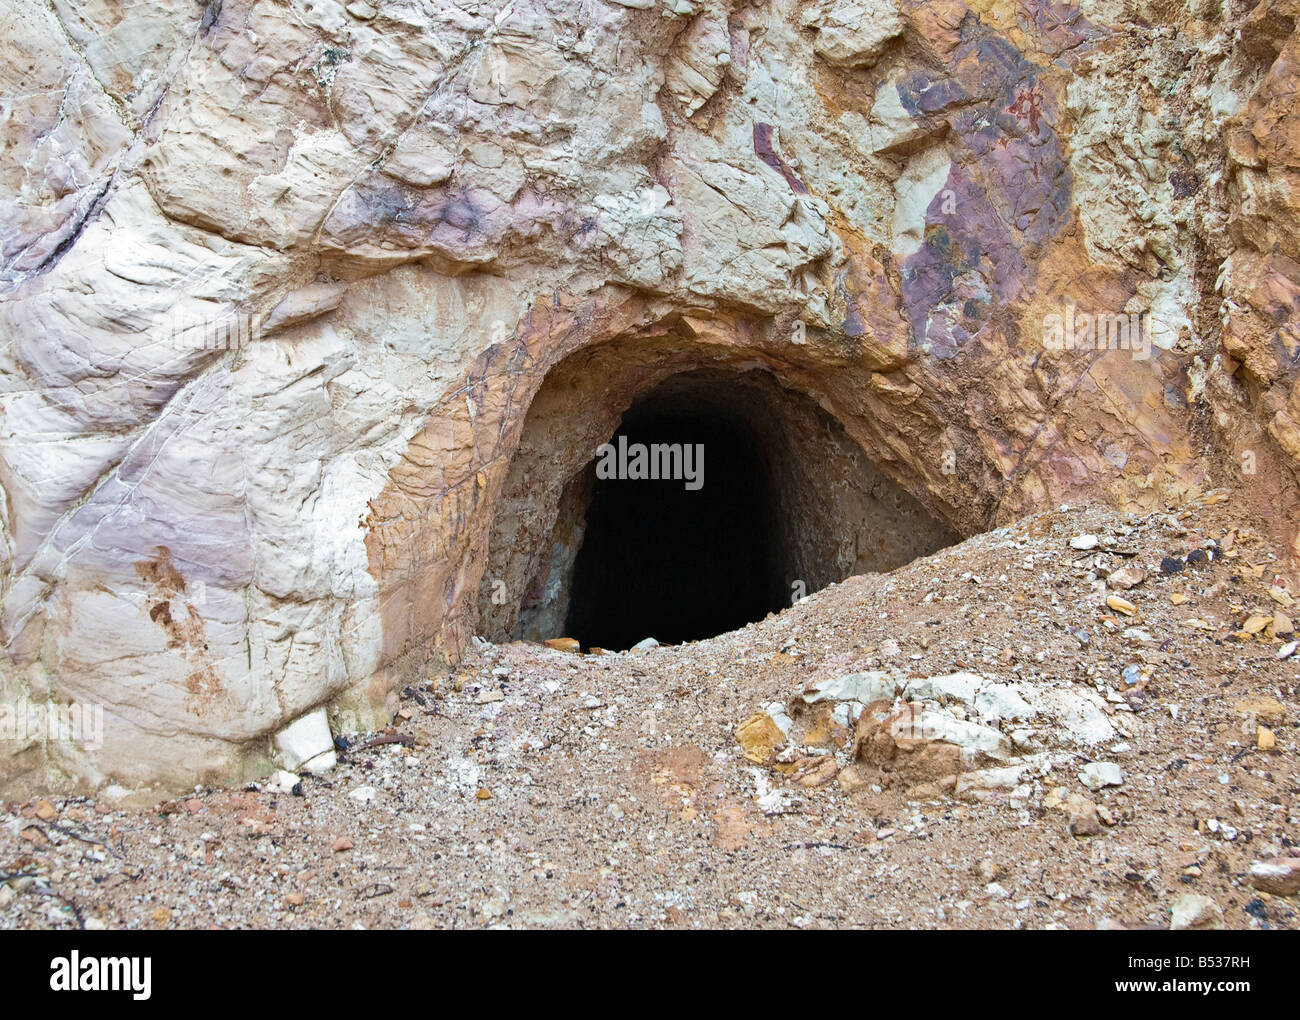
{"left": 3, "top": 497, "right": 1297, "bottom": 929}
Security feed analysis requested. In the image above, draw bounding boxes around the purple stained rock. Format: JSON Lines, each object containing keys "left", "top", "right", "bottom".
{"left": 894, "top": 26, "right": 1075, "bottom": 361}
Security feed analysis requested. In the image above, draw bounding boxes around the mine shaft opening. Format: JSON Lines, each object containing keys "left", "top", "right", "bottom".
{"left": 477, "top": 360, "right": 959, "bottom": 651}
{"left": 565, "top": 396, "right": 786, "bottom": 650}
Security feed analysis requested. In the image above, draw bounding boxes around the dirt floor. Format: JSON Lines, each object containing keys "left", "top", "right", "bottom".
{"left": 2, "top": 495, "right": 1298, "bottom": 929}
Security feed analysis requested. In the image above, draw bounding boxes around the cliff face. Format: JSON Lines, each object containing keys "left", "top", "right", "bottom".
{"left": 0, "top": 0, "right": 1297, "bottom": 792}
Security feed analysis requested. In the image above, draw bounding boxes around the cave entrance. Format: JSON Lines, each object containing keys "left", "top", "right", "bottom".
{"left": 564, "top": 391, "right": 785, "bottom": 650}
{"left": 477, "top": 359, "right": 958, "bottom": 651}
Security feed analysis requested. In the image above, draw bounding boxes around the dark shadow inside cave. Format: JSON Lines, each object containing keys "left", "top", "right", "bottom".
{"left": 476, "top": 362, "right": 959, "bottom": 652}
{"left": 563, "top": 399, "right": 784, "bottom": 650}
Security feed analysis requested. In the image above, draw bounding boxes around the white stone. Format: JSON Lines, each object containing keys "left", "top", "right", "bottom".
{"left": 1170, "top": 893, "right": 1224, "bottom": 930}
{"left": 889, "top": 704, "right": 1011, "bottom": 762}
{"left": 954, "top": 762, "right": 1031, "bottom": 796}
{"left": 903, "top": 671, "right": 981, "bottom": 704}
{"left": 800, "top": 0, "right": 904, "bottom": 68}
{"left": 762, "top": 701, "right": 795, "bottom": 737}
{"left": 802, "top": 670, "right": 896, "bottom": 704}
{"left": 891, "top": 145, "right": 951, "bottom": 258}
{"left": 972, "top": 684, "right": 1037, "bottom": 722}
{"left": 266, "top": 770, "right": 301, "bottom": 794}
{"left": 1079, "top": 762, "right": 1124, "bottom": 790}
{"left": 1248, "top": 860, "right": 1300, "bottom": 896}
{"left": 867, "top": 80, "right": 926, "bottom": 153}
{"left": 274, "top": 707, "right": 336, "bottom": 773}
{"left": 261, "top": 283, "right": 349, "bottom": 335}
{"left": 1031, "top": 689, "right": 1117, "bottom": 745}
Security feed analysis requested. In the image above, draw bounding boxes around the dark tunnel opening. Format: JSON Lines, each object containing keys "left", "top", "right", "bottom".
{"left": 477, "top": 362, "right": 960, "bottom": 652}
{"left": 563, "top": 403, "right": 786, "bottom": 650}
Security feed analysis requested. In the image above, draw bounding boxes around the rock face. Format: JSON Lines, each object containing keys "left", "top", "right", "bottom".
{"left": 1, "top": 0, "right": 1298, "bottom": 792}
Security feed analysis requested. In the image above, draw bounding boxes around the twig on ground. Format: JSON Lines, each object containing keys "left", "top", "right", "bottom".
{"left": 357, "top": 733, "right": 415, "bottom": 750}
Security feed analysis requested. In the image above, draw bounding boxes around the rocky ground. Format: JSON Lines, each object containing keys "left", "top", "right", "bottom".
{"left": 2, "top": 496, "right": 1298, "bottom": 930}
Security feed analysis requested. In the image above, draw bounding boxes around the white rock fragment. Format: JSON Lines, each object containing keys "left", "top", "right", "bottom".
{"left": 800, "top": 0, "right": 904, "bottom": 68}
{"left": 1070, "top": 534, "right": 1100, "bottom": 550}
{"left": 261, "top": 282, "right": 348, "bottom": 335}
{"left": 1248, "top": 859, "right": 1300, "bottom": 896}
{"left": 762, "top": 701, "right": 795, "bottom": 737}
{"left": 1079, "top": 762, "right": 1124, "bottom": 790}
{"left": 664, "top": 12, "right": 730, "bottom": 116}
{"left": 904, "top": 671, "right": 981, "bottom": 703}
{"left": 1170, "top": 893, "right": 1224, "bottom": 930}
{"left": 274, "top": 707, "right": 337, "bottom": 774}
{"left": 805, "top": 670, "right": 1035, "bottom": 724}
{"left": 266, "top": 770, "right": 301, "bottom": 795}
{"left": 887, "top": 703, "right": 1011, "bottom": 762}
{"left": 866, "top": 79, "right": 926, "bottom": 153}
{"left": 1032, "top": 689, "right": 1116, "bottom": 744}
{"left": 971, "top": 683, "right": 1036, "bottom": 722}
{"left": 802, "top": 671, "right": 895, "bottom": 704}
{"left": 954, "top": 762, "right": 1032, "bottom": 797}
{"left": 752, "top": 769, "right": 798, "bottom": 816}
{"left": 890, "top": 145, "right": 950, "bottom": 259}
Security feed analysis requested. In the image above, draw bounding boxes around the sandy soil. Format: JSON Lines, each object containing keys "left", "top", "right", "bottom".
{"left": 2, "top": 496, "right": 1297, "bottom": 929}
